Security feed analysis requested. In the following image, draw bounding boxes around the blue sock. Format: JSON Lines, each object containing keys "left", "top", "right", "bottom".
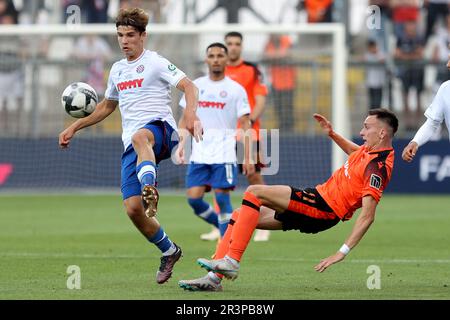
{"left": 147, "top": 227, "right": 175, "bottom": 256}
{"left": 215, "top": 192, "right": 233, "bottom": 237}
{"left": 136, "top": 161, "right": 156, "bottom": 187}
{"left": 188, "top": 198, "right": 219, "bottom": 228}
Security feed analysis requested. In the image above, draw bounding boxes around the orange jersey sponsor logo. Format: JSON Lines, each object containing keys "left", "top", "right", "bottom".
{"left": 316, "top": 146, "right": 394, "bottom": 221}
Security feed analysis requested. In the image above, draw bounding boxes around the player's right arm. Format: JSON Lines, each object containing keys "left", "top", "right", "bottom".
{"left": 313, "top": 113, "right": 359, "bottom": 155}
{"left": 315, "top": 195, "right": 377, "bottom": 273}
{"left": 402, "top": 80, "right": 447, "bottom": 162}
{"left": 59, "top": 99, "right": 118, "bottom": 148}
{"left": 175, "top": 113, "right": 191, "bottom": 164}
{"left": 402, "top": 118, "right": 440, "bottom": 162}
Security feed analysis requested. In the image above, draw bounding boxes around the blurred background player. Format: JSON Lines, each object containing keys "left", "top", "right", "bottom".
{"left": 402, "top": 52, "right": 450, "bottom": 162}
{"left": 198, "top": 31, "right": 270, "bottom": 242}
{"left": 58, "top": 7, "right": 202, "bottom": 285}
{"left": 365, "top": 39, "right": 386, "bottom": 109}
{"left": 179, "top": 109, "right": 398, "bottom": 291}
{"left": 263, "top": 33, "right": 297, "bottom": 132}
{"left": 176, "top": 42, "right": 253, "bottom": 239}
{"left": 225, "top": 31, "right": 271, "bottom": 242}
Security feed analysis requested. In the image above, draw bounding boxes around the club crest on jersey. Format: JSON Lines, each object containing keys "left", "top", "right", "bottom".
{"left": 136, "top": 65, "right": 145, "bottom": 73}
{"left": 370, "top": 174, "right": 382, "bottom": 190}
{"left": 220, "top": 90, "right": 228, "bottom": 98}
{"left": 168, "top": 64, "right": 177, "bottom": 71}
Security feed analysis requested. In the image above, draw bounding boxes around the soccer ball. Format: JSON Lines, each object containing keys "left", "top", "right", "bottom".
{"left": 61, "top": 82, "right": 98, "bottom": 118}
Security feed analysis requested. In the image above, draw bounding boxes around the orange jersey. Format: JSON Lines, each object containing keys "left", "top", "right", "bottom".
{"left": 264, "top": 35, "right": 296, "bottom": 90}
{"left": 225, "top": 60, "right": 268, "bottom": 139}
{"left": 316, "top": 145, "right": 394, "bottom": 221}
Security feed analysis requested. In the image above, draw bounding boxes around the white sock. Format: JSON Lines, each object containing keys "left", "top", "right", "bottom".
{"left": 162, "top": 243, "right": 177, "bottom": 256}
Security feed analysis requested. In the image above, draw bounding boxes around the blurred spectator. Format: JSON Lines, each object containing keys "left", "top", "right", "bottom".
{"left": 72, "top": 35, "right": 112, "bottom": 97}
{"left": 424, "top": 0, "right": 450, "bottom": 43}
{"left": 16, "top": 0, "right": 48, "bottom": 24}
{"left": 297, "top": 0, "right": 334, "bottom": 23}
{"left": 390, "top": 0, "right": 421, "bottom": 39}
{"left": 0, "top": 0, "right": 24, "bottom": 135}
{"left": 0, "top": 0, "right": 18, "bottom": 24}
{"left": 368, "top": 0, "right": 391, "bottom": 53}
{"left": 394, "top": 20, "right": 425, "bottom": 130}
{"left": 365, "top": 39, "right": 386, "bottom": 109}
{"left": 432, "top": 14, "right": 450, "bottom": 85}
{"left": 85, "top": 0, "right": 109, "bottom": 23}
{"left": 263, "top": 34, "right": 297, "bottom": 132}
{"left": 120, "top": 0, "right": 142, "bottom": 7}
{"left": 62, "top": 0, "right": 109, "bottom": 23}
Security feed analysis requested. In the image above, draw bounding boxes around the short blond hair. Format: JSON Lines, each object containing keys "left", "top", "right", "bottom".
{"left": 115, "top": 8, "right": 149, "bottom": 33}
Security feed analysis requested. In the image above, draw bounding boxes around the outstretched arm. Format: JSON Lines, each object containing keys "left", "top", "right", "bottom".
{"left": 59, "top": 99, "right": 118, "bottom": 148}
{"left": 402, "top": 118, "right": 441, "bottom": 162}
{"left": 314, "top": 195, "right": 377, "bottom": 272}
{"left": 313, "top": 113, "right": 359, "bottom": 155}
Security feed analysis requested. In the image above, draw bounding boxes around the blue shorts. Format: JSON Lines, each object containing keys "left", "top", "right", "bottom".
{"left": 186, "top": 163, "right": 238, "bottom": 191}
{"left": 121, "top": 120, "right": 179, "bottom": 200}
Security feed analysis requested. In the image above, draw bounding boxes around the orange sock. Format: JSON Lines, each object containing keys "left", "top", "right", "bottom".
{"left": 213, "top": 209, "right": 240, "bottom": 279}
{"left": 214, "top": 209, "right": 239, "bottom": 259}
{"left": 227, "top": 192, "right": 261, "bottom": 262}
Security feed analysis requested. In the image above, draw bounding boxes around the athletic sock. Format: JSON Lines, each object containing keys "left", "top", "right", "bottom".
{"left": 215, "top": 192, "right": 233, "bottom": 237}
{"left": 147, "top": 227, "right": 176, "bottom": 256}
{"left": 136, "top": 161, "right": 156, "bottom": 187}
{"left": 213, "top": 209, "right": 239, "bottom": 280}
{"left": 188, "top": 198, "right": 219, "bottom": 227}
{"left": 228, "top": 192, "right": 261, "bottom": 262}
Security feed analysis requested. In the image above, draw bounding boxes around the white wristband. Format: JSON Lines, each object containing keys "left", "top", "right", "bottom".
{"left": 339, "top": 244, "right": 350, "bottom": 255}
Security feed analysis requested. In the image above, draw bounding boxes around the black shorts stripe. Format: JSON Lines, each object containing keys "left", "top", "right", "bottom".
{"left": 242, "top": 199, "right": 260, "bottom": 211}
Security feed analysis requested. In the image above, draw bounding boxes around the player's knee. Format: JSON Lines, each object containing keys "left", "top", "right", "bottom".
{"left": 125, "top": 203, "right": 144, "bottom": 220}
{"left": 131, "top": 130, "right": 154, "bottom": 148}
{"left": 246, "top": 184, "right": 266, "bottom": 197}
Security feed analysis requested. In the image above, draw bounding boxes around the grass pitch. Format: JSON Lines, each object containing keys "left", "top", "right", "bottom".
{"left": 0, "top": 193, "right": 449, "bottom": 300}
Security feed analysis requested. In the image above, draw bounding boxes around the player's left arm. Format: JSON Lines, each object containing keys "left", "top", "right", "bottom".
{"left": 314, "top": 195, "right": 377, "bottom": 273}
{"left": 177, "top": 77, "right": 202, "bottom": 142}
{"left": 250, "top": 94, "right": 266, "bottom": 123}
{"left": 250, "top": 70, "right": 268, "bottom": 124}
